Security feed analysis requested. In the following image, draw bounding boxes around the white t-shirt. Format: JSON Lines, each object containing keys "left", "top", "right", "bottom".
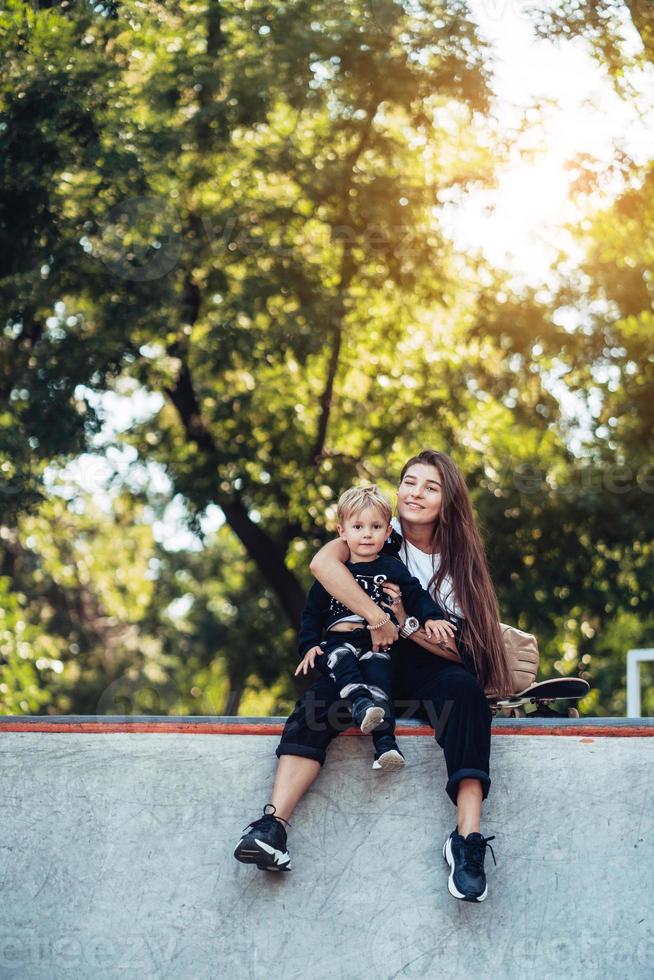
{"left": 390, "top": 517, "right": 464, "bottom": 619}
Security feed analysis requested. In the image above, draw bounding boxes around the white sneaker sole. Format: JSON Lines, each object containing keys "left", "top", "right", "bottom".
{"left": 372, "top": 749, "right": 405, "bottom": 771}
{"left": 234, "top": 837, "right": 291, "bottom": 872}
{"left": 442, "top": 836, "right": 488, "bottom": 902}
{"left": 359, "top": 705, "right": 385, "bottom": 734}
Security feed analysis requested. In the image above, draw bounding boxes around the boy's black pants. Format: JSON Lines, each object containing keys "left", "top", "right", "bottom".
{"left": 313, "top": 627, "right": 396, "bottom": 748}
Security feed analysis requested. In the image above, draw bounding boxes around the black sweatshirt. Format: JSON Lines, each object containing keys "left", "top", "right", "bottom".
{"left": 297, "top": 552, "right": 446, "bottom": 657}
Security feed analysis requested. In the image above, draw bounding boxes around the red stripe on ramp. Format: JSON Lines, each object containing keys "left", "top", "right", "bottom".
{"left": 0, "top": 721, "right": 652, "bottom": 737}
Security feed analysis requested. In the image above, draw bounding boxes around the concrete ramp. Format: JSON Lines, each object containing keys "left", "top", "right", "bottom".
{"left": 0, "top": 717, "right": 652, "bottom": 980}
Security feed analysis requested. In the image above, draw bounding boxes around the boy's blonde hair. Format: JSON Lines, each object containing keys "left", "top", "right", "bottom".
{"left": 337, "top": 485, "right": 392, "bottom": 525}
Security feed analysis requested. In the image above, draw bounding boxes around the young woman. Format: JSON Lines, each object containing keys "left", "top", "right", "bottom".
{"left": 234, "top": 449, "right": 512, "bottom": 902}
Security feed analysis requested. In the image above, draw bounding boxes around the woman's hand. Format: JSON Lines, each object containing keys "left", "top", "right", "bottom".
{"left": 294, "top": 646, "right": 322, "bottom": 676}
{"left": 423, "top": 618, "right": 458, "bottom": 644}
{"left": 381, "top": 581, "right": 407, "bottom": 625}
{"left": 369, "top": 581, "right": 402, "bottom": 651}
{"left": 368, "top": 617, "right": 398, "bottom": 652}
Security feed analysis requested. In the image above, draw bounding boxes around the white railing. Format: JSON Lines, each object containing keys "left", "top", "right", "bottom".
{"left": 626, "top": 649, "right": 654, "bottom": 717}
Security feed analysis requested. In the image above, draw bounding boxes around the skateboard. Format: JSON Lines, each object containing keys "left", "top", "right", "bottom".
{"left": 488, "top": 677, "right": 590, "bottom": 719}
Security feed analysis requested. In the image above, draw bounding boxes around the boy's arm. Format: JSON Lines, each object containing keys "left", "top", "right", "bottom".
{"left": 297, "top": 581, "right": 331, "bottom": 657}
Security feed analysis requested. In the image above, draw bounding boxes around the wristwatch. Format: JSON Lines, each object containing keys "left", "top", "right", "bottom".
{"left": 399, "top": 616, "right": 420, "bottom": 639}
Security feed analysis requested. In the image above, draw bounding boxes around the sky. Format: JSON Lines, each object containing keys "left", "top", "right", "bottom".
{"left": 450, "top": 0, "right": 653, "bottom": 283}
{"left": 47, "top": 2, "right": 653, "bottom": 549}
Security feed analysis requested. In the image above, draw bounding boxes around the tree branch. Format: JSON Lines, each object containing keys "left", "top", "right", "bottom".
{"left": 311, "top": 243, "right": 354, "bottom": 463}
{"left": 196, "top": 1, "right": 228, "bottom": 149}
{"left": 164, "top": 337, "right": 306, "bottom": 627}
{"left": 311, "top": 101, "right": 380, "bottom": 464}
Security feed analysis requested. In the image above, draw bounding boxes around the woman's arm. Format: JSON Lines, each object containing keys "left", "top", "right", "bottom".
{"left": 382, "top": 582, "right": 463, "bottom": 664}
{"left": 406, "top": 629, "right": 463, "bottom": 664}
{"left": 309, "top": 539, "right": 398, "bottom": 649}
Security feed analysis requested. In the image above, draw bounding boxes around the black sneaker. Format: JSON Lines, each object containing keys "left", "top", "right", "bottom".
{"left": 234, "top": 804, "right": 291, "bottom": 872}
{"left": 442, "top": 828, "right": 496, "bottom": 902}
{"left": 351, "top": 696, "right": 385, "bottom": 734}
{"left": 371, "top": 737, "right": 405, "bottom": 772}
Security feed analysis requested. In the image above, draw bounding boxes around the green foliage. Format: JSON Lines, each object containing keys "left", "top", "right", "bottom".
{"left": 0, "top": 577, "right": 53, "bottom": 714}
{"left": 0, "top": 1, "right": 652, "bottom": 717}
{"left": 0, "top": 490, "right": 298, "bottom": 716}
{"left": 146, "top": 527, "right": 298, "bottom": 717}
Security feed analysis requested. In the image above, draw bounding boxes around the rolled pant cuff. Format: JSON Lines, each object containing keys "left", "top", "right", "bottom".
{"left": 275, "top": 743, "right": 326, "bottom": 766}
{"left": 446, "top": 768, "right": 491, "bottom": 806}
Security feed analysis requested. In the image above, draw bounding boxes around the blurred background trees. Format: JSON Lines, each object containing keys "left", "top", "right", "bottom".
{"left": 1, "top": 0, "right": 652, "bottom": 715}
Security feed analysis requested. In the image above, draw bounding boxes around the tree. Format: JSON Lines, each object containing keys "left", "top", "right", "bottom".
{"left": 525, "top": 0, "right": 654, "bottom": 711}
{"left": 2, "top": 1, "right": 652, "bottom": 716}
{"left": 0, "top": 489, "right": 162, "bottom": 714}
{"left": 1, "top": 1, "right": 517, "bottom": 624}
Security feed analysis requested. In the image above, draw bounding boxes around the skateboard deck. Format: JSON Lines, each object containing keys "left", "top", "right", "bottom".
{"left": 489, "top": 677, "right": 590, "bottom": 719}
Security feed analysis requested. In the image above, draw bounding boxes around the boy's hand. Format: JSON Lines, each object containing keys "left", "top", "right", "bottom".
{"left": 294, "top": 645, "right": 323, "bottom": 676}
{"left": 423, "top": 619, "right": 458, "bottom": 644}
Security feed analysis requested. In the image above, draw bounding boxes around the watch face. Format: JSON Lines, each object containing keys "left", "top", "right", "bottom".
{"left": 405, "top": 617, "right": 419, "bottom": 630}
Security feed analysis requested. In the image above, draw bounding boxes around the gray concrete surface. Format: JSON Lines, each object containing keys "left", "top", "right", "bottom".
{"left": 0, "top": 729, "right": 652, "bottom": 980}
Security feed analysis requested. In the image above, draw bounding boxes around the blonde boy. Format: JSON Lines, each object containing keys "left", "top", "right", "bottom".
{"left": 295, "top": 485, "right": 447, "bottom": 770}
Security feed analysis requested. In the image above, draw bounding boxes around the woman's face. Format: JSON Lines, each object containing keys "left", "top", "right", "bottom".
{"left": 397, "top": 463, "right": 443, "bottom": 525}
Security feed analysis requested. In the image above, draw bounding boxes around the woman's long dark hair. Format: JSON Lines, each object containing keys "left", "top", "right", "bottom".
{"left": 399, "top": 449, "right": 512, "bottom": 695}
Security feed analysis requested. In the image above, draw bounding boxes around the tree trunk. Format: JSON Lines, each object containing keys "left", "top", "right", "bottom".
{"left": 223, "top": 683, "right": 244, "bottom": 717}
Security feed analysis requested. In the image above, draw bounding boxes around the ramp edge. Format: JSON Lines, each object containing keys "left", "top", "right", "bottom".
{"left": 0, "top": 716, "right": 652, "bottom": 736}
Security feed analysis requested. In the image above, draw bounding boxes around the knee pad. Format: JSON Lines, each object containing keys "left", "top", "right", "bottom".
{"left": 325, "top": 643, "right": 357, "bottom": 672}
{"left": 340, "top": 682, "right": 371, "bottom": 700}
{"left": 366, "top": 684, "right": 391, "bottom": 706}
{"left": 359, "top": 649, "right": 391, "bottom": 662}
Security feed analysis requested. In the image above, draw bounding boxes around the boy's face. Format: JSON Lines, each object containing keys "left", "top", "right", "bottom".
{"left": 337, "top": 506, "right": 391, "bottom": 560}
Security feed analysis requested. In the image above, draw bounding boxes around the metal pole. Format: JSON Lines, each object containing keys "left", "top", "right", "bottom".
{"left": 627, "top": 649, "right": 654, "bottom": 718}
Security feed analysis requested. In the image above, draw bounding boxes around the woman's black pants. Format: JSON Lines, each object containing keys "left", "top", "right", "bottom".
{"left": 277, "top": 638, "right": 493, "bottom": 805}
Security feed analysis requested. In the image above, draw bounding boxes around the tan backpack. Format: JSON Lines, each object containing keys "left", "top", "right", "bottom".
{"left": 486, "top": 623, "right": 539, "bottom": 696}
{"left": 440, "top": 621, "right": 540, "bottom": 696}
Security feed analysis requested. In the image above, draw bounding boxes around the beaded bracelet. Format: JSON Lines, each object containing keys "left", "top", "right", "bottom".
{"left": 369, "top": 614, "right": 391, "bottom": 631}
